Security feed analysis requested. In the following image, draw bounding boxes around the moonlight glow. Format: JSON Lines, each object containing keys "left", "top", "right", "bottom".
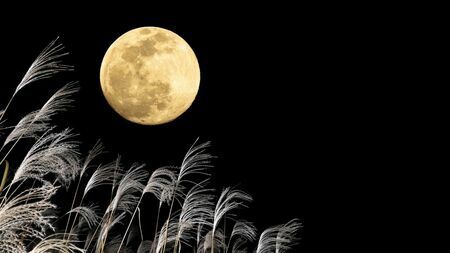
{"left": 100, "top": 27, "right": 200, "bottom": 125}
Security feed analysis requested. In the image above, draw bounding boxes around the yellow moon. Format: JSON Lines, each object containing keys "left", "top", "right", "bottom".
{"left": 100, "top": 27, "right": 200, "bottom": 125}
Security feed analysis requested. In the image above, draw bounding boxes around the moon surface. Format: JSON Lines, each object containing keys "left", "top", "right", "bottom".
{"left": 100, "top": 27, "right": 200, "bottom": 125}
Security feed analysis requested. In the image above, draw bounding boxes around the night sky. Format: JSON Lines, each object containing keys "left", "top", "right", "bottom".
{"left": 1, "top": 5, "right": 311, "bottom": 251}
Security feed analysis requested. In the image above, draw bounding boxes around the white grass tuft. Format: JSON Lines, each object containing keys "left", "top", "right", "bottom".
{"left": 67, "top": 205, "right": 101, "bottom": 229}
{"left": 15, "top": 37, "right": 72, "bottom": 94}
{"left": 0, "top": 41, "right": 302, "bottom": 252}
{"left": 256, "top": 219, "right": 301, "bottom": 253}
{"left": 12, "top": 128, "right": 80, "bottom": 187}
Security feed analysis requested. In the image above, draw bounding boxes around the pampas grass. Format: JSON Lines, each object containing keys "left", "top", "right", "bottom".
{"left": 29, "top": 235, "right": 84, "bottom": 253}
{"left": 66, "top": 205, "right": 101, "bottom": 229}
{"left": 12, "top": 128, "right": 80, "bottom": 187}
{"left": 0, "top": 37, "right": 71, "bottom": 124}
{"left": 226, "top": 221, "right": 257, "bottom": 253}
{"left": 0, "top": 39, "right": 302, "bottom": 253}
{"left": 210, "top": 188, "right": 252, "bottom": 253}
{"left": 256, "top": 219, "right": 302, "bottom": 253}
{"left": 0, "top": 183, "right": 57, "bottom": 239}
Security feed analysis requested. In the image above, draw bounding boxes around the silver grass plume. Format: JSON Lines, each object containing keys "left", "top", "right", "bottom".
{"left": 4, "top": 83, "right": 79, "bottom": 146}
{"left": 85, "top": 158, "right": 123, "bottom": 251}
{"left": 117, "top": 166, "right": 175, "bottom": 253}
{"left": 231, "top": 239, "right": 247, "bottom": 253}
{"left": 230, "top": 221, "right": 257, "bottom": 243}
{"left": 3, "top": 111, "right": 49, "bottom": 145}
{"left": 256, "top": 219, "right": 301, "bottom": 253}
{"left": 80, "top": 140, "right": 104, "bottom": 177}
{"left": 15, "top": 37, "right": 72, "bottom": 95}
{"left": 64, "top": 140, "right": 104, "bottom": 240}
{"left": 197, "top": 229, "right": 226, "bottom": 253}
{"left": 0, "top": 183, "right": 57, "bottom": 241}
{"left": 256, "top": 225, "right": 280, "bottom": 253}
{"left": 0, "top": 38, "right": 71, "bottom": 124}
{"left": 0, "top": 232, "right": 26, "bottom": 253}
{"left": 196, "top": 220, "right": 205, "bottom": 250}
{"left": 106, "top": 163, "right": 148, "bottom": 215}
{"left": 70, "top": 218, "right": 93, "bottom": 241}
{"left": 29, "top": 235, "right": 84, "bottom": 253}
{"left": 275, "top": 219, "right": 301, "bottom": 253}
{"left": 156, "top": 216, "right": 179, "bottom": 253}
{"left": 96, "top": 165, "right": 148, "bottom": 252}
{"left": 12, "top": 128, "right": 80, "bottom": 187}
{"left": 173, "top": 183, "right": 214, "bottom": 252}
{"left": 228, "top": 221, "right": 257, "bottom": 253}
{"left": 177, "top": 139, "right": 213, "bottom": 186}
{"left": 83, "top": 159, "right": 121, "bottom": 197}
{"left": 111, "top": 156, "right": 123, "bottom": 190}
{"left": 211, "top": 188, "right": 252, "bottom": 253}
{"left": 160, "top": 139, "right": 213, "bottom": 253}
{"left": 143, "top": 166, "right": 177, "bottom": 207}
{"left": 66, "top": 205, "right": 101, "bottom": 229}
{"left": 96, "top": 212, "right": 127, "bottom": 253}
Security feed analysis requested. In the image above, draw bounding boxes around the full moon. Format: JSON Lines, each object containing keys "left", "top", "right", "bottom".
{"left": 100, "top": 27, "right": 200, "bottom": 125}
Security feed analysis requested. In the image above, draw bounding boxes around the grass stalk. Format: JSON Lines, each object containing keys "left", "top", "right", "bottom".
{"left": 116, "top": 193, "right": 145, "bottom": 253}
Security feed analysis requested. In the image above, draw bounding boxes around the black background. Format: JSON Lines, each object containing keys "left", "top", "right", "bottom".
{"left": 0, "top": 4, "right": 319, "bottom": 251}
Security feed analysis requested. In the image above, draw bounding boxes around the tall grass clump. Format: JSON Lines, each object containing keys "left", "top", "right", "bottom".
{"left": 0, "top": 38, "right": 302, "bottom": 253}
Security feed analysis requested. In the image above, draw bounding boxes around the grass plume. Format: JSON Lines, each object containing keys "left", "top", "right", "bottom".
{"left": 0, "top": 39, "right": 302, "bottom": 253}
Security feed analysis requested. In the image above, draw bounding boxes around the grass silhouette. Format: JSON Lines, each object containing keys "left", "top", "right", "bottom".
{"left": 0, "top": 39, "right": 301, "bottom": 253}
